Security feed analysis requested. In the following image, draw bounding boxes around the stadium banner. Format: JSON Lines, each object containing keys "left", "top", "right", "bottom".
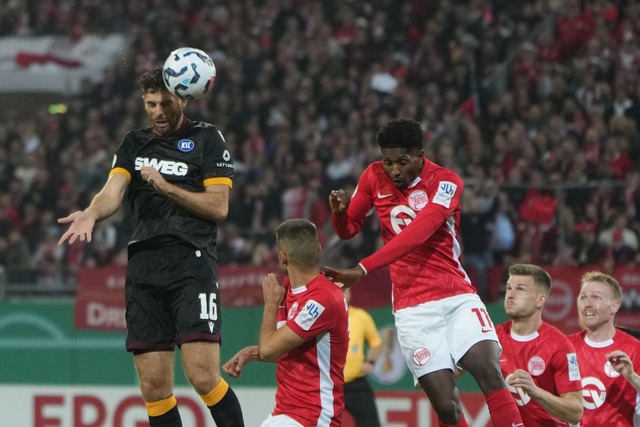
{"left": 73, "top": 264, "right": 640, "bottom": 334}
{"left": 73, "top": 264, "right": 393, "bottom": 331}
{"left": 0, "top": 385, "right": 492, "bottom": 427}
{"left": 537, "top": 265, "right": 640, "bottom": 334}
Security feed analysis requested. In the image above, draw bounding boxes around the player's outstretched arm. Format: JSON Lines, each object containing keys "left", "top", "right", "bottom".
{"left": 58, "top": 173, "right": 128, "bottom": 246}
{"left": 324, "top": 265, "right": 366, "bottom": 289}
{"left": 222, "top": 346, "right": 260, "bottom": 378}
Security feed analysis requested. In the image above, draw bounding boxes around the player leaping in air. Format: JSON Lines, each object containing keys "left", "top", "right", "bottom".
{"left": 326, "top": 118, "right": 524, "bottom": 427}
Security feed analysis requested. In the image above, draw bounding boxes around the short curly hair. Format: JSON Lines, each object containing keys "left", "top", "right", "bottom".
{"left": 140, "top": 65, "right": 166, "bottom": 93}
{"left": 376, "top": 118, "right": 424, "bottom": 152}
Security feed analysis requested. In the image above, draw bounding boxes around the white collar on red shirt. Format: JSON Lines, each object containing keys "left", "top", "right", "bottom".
{"left": 584, "top": 335, "right": 614, "bottom": 348}
{"left": 510, "top": 330, "right": 540, "bottom": 342}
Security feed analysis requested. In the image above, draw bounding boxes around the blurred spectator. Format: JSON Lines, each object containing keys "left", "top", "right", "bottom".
{"left": 460, "top": 183, "right": 499, "bottom": 299}
{"left": 0, "top": 0, "right": 638, "bottom": 290}
{"left": 598, "top": 212, "right": 640, "bottom": 264}
{"left": 490, "top": 191, "right": 517, "bottom": 264}
{"left": 574, "top": 223, "right": 607, "bottom": 266}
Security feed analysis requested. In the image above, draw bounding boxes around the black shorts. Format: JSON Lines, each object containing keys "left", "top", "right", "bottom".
{"left": 125, "top": 241, "right": 222, "bottom": 352}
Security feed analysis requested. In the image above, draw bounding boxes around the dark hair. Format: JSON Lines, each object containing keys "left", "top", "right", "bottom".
{"left": 276, "top": 219, "right": 319, "bottom": 268}
{"left": 376, "top": 118, "right": 424, "bottom": 152}
{"left": 508, "top": 263, "right": 552, "bottom": 294}
{"left": 140, "top": 66, "right": 166, "bottom": 93}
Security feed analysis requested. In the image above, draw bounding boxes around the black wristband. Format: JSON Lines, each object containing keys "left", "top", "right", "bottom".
{"left": 366, "top": 359, "right": 376, "bottom": 365}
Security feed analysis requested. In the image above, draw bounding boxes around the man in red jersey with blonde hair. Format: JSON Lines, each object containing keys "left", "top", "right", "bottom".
{"left": 497, "top": 264, "right": 583, "bottom": 426}
{"left": 326, "top": 118, "right": 523, "bottom": 427}
{"left": 568, "top": 271, "right": 640, "bottom": 426}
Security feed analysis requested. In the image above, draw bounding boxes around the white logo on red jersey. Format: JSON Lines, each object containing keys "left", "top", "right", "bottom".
{"left": 408, "top": 190, "right": 428, "bottom": 211}
{"left": 288, "top": 302, "right": 299, "bottom": 320}
{"left": 294, "top": 299, "right": 326, "bottom": 331}
{"left": 432, "top": 181, "right": 457, "bottom": 208}
{"left": 390, "top": 205, "right": 417, "bottom": 234}
{"left": 377, "top": 192, "right": 393, "bottom": 199}
{"left": 604, "top": 361, "right": 620, "bottom": 378}
{"left": 567, "top": 353, "right": 581, "bottom": 381}
{"left": 528, "top": 356, "right": 546, "bottom": 376}
{"left": 581, "top": 376, "right": 607, "bottom": 409}
{"left": 412, "top": 347, "right": 431, "bottom": 366}
{"left": 505, "top": 374, "right": 532, "bottom": 406}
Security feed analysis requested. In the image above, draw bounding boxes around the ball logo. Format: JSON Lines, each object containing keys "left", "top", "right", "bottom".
{"left": 505, "top": 374, "right": 531, "bottom": 406}
{"left": 543, "top": 280, "right": 573, "bottom": 322}
{"left": 390, "top": 205, "right": 417, "bottom": 234}
{"left": 528, "top": 356, "right": 546, "bottom": 376}
{"left": 408, "top": 190, "right": 428, "bottom": 211}
{"left": 412, "top": 347, "right": 431, "bottom": 366}
{"left": 177, "top": 139, "right": 195, "bottom": 152}
{"left": 581, "top": 376, "right": 607, "bottom": 410}
{"left": 604, "top": 361, "right": 620, "bottom": 378}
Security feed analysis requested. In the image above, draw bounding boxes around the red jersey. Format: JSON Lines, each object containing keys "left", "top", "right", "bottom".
{"left": 272, "top": 275, "right": 349, "bottom": 427}
{"left": 568, "top": 329, "right": 640, "bottom": 426}
{"left": 496, "top": 321, "right": 582, "bottom": 426}
{"left": 332, "top": 159, "right": 475, "bottom": 311}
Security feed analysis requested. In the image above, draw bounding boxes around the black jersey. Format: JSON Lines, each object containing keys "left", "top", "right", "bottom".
{"left": 109, "top": 119, "right": 233, "bottom": 252}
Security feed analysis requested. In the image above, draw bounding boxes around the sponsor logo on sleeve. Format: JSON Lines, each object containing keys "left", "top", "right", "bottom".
{"left": 295, "top": 300, "right": 325, "bottom": 331}
{"left": 567, "top": 353, "right": 581, "bottom": 381}
{"left": 432, "top": 181, "right": 457, "bottom": 208}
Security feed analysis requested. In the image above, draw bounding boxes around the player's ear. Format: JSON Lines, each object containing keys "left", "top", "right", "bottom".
{"left": 278, "top": 249, "right": 288, "bottom": 267}
{"left": 538, "top": 293, "right": 547, "bottom": 309}
{"left": 612, "top": 298, "right": 621, "bottom": 315}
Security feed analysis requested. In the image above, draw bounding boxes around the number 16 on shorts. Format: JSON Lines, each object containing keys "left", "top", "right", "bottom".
{"left": 199, "top": 293, "right": 218, "bottom": 333}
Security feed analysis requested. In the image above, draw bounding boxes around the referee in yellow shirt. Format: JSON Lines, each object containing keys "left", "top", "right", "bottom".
{"left": 344, "top": 288, "right": 383, "bottom": 427}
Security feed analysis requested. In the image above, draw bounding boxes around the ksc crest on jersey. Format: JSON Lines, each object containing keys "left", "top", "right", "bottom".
{"left": 177, "top": 139, "right": 195, "bottom": 152}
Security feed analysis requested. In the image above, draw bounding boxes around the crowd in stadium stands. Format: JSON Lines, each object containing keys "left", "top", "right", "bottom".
{"left": 0, "top": 0, "right": 639, "bottom": 298}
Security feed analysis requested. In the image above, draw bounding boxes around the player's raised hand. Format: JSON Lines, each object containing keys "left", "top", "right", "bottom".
{"left": 507, "top": 369, "right": 540, "bottom": 398}
{"left": 607, "top": 350, "right": 634, "bottom": 378}
{"left": 262, "top": 273, "right": 285, "bottom": 309}
{"left": 222, "top": 346, "right": 259, "bottom": 378}
{"left": 324, "top": 265, "right": 365, "bottom": 289}
{"left": 57, "top": 211, "right": 97, "bottom": 246}
{"left": 329, "top": 189, "right": 351, "bottom": 214}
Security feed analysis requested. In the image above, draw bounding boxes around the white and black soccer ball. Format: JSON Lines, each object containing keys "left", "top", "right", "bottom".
{"left": 162, "top": 47, "right": 216, "bottom": 100}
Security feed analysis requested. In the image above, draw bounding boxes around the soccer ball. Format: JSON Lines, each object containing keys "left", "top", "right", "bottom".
{"left": 162, "top": 47, "right": 216, "bottom": 100}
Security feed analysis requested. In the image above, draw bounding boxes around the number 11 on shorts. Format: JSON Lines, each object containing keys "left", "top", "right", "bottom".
{"left": 471, "top": 307, "right": 494, "bottom": 333}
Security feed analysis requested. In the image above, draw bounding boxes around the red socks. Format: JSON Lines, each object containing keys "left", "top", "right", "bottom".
{"left": 485, "top": 389, "right": 524, "bottom": 427}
